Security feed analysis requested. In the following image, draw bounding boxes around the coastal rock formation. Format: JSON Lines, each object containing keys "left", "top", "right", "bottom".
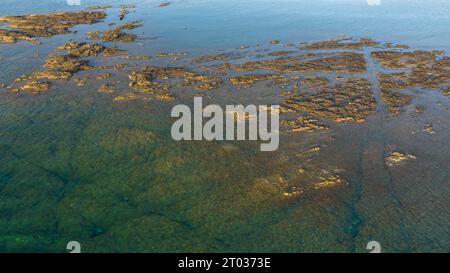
{"left": 57, "top": 42, "right": 105, "bottom": 57}
{"left": 282, "top": 115, "right": 328, "bottom": 133}
{"left": 283, "top": 78, "right": 376, "bottom": 123}
{"left": 314, "top": 175, "right": 343, "bottom": 190}
{"left": 385, "top": 152, "right": 416, "bottom": 166}
{"left": 129, "top": 66, "right": 223, "bottom": 93}
{"left": 13, "top": 81, "right": 50, "bottom": 92}
{"left": 87, "top": 21, "right": 142, "bottom": 42}
{"left": 228, "top": 74, "right": 285, "bottom": 88}
{"left": 300, "top": 37, "right": 379, "bottom": 50}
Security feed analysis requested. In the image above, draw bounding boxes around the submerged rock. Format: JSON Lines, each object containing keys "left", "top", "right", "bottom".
{"left": 371, "top": 50, "right": 442, "bottom": 70}
{"left": 87, "top": 21, "right": 142, "bottom": 43}
{"left": 15, "top": 70, "right": 72, "bottom": 81}
{"left": 415, "top": 105, "right": 425, "bottom": 115}
{"left": 443, "top": 87, "right": 450, "bottom": 96}
{"left": 87, "top": 6, "right": 112, "bottom": 10}
{"left": 232, "top": 52, "right": 367, "bottom": 74}
{"left": 74, "top": 78, "right": 87, "bottom": 86}
{"left": 158, "top": 52, "right": 189, "bottom": 57}
{"left": 300, "top": 37, "right": 379, "bottom": 50}
{"left": 0, "top": 29, "right": 34, "bottom": 43}
{"left": 314, "top": 175, "right": 343, "bottom": 190}
{"left": 282, "top": 115, "right": 328, "bottom": 133}
{"left": 283, "top": 78, "right": 377, "bottom": 123}
{"left": 128, "top": 70, "right": 170, "bottom": 93}
{"left": 122, "top": 55, "right": 151, "bottom": 61}
{"left": 192, "top": 54, "right": 228, "bottom": 63}
{"left": 268, "top": 51, "right": 294, "bottom": 56}
{"left": 98, "top": 84, "right": 114, "bottom": 93}
{"left": 299, "top": 76, "right": 330, "bottom": 88}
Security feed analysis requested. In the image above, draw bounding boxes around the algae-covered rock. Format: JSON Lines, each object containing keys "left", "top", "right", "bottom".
{"left": 0, "top": 29, "right": 34, "bottom": 43}
{"left": 443, "top": 87, "right": 450, "bottom": 96}
{"left": 233, "top": 52, "right": 367, "bottom": 74}
{"left": 282, "top": 115, "right": 328, "bottom": 133}
{"left": 98, "top": 84, "right": 114, "bottom": 93}
{"left": 0, "top": 11, "right": 106, "bottom": 43}
{"left": 16, "top": 81, "right": 50, "bottom": 92}
{"left": 44, "top": 55, "right": 91, "bottom": 73}
{"left": 283, "top": 78, "right": 376, "bottom": 123}
{"left": 314, "top": 175, "right": 343, "bottom": 190}
{"left": 64, "top": 42, "right": 105, "bottom": 57}
{"left": 87, "top": 21, "right": 142, "bottom": 43}
{"left": 15, "top": 71, "right": 72, "bottom": 82}
{"left": 385, "top": 152, "right": 416, "bottom": 166}
{"left": 300, "top": 37, "right": 379, "bottom": 50}
{"left": 95, "top": 73, "right": 112, "bottom": 80}
{"left": 159, "top": 2, "right": 171, "bottom": 7}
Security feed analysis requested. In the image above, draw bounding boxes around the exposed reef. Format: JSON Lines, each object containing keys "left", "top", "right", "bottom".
{"left": 231, "top": 52, "right": 367, "bottom": 74}
{"left": 282, "top": 115, "right": 328, "bottom": 133}
{"left": 12, "top": 81, "right": 50, "bottom": 93}
{"left": 300, "top": 37, "right": 379, "bottom": 50}
{"left": 283, "top": 78, "right": 376, "bottom": 123}
{"left": 57, "top": 42, "right": 105, "bottom": 57}
{"left": 2, "top": 18, "right": 448, "bottom": 124}
{"left": 87, "top": 21, "right": 142, "bottom": 42}
{"left": 0, "top": 11, "right": 106, "bottom": 43}
{"left": 159, "top": 2, "right": 172, "bottom": 7}
{"left": 228, "top": 74, "right": 286, "bottom": 88}
{"left": 128, "top": 66, "right": 223, "bottom": 95}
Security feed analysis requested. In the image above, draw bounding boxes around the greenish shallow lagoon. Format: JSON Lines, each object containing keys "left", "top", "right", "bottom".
{"left": 0, "top": 0, "right": 449, "bottom": 252}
